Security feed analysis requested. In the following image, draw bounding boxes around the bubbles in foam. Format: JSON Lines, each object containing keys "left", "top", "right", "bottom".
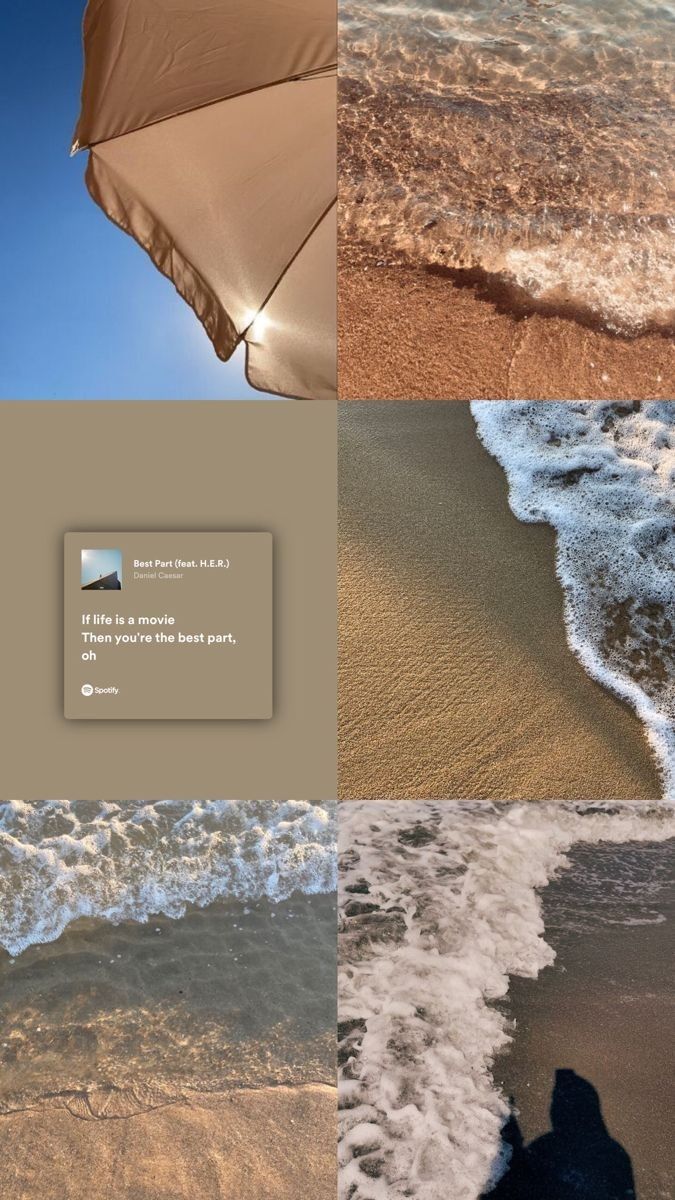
{"left": 0, "top": 800, "right": 337, "bottom": 957}
{"left": 502, "top": 231, "right": 675, "bottom": 333}
{"left": 472, "top": 401, "right": 675, "bottom": 800}
{"left": 338, "top": 801, "right": 675, "bottom": 1200}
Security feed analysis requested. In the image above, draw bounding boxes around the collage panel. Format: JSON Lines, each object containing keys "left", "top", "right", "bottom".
{"left": 0, "top": 401, "right": 337, "bottom": 801}
{"left": 1, "top": 1, "right": 674, "bottom": 1199}
{"left": 340, "top": 400, "right": 674, "bottom": 802}
{"left": 339, "top": 0, "right": 674, "bottom": 400}
{"left": 338, "top": 800, "right": 675, "bottom": 1200}
{"left": 2, "top": 5, "right": 341, "bottom": 1197}
{"left": 2, "top": 0, "right": 336, "bottom": 402}
{"left": 0, "top": 799, "right": 337, "bottom": 1199}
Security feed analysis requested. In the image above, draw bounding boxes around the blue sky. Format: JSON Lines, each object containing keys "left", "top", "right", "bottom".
{"left": 0, "top": 1, "right": 272, "bottom": 400}
{"left": 81, "top": 548, "right": 123, "bottom": 587}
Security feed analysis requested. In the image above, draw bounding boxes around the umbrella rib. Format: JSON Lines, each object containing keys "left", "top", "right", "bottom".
{"left": 85, "top": 151, "right": 335, "bottom": 368}
{"left": 73, "top": 64, "right": 337, "bottom": 153}
{"left": 239, "top": 196, "right": 337, "bottom": 345}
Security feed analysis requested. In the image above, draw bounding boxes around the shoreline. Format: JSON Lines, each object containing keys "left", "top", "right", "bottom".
{"left": 0, "top": 890, "right": 337, "bottom": 1198}
{"left": 338, "top": 262, "right": 674, "bottom": 400}
{"left": 339, "top": 401, "right": 662, "bottom": 800}
{"left": 0, "top": 890, "right": 336, "bottom": 1102}
{"left": 490, "top": 845, "right": 675, "bottom": 1200}
{"left": 0, "top": 1083, "right": 337, "bottom": 1200}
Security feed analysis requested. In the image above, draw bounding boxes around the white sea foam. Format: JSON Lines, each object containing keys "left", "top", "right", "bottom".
{"left": 502, "top": 230, "right": 675, "bottom": 333}
{"left": 338, "top": 801, "right": 675, "bottom": 1200}
{"left": 341, "top": 0, "right": 675, "bottom": 330}
{"left": 0, "top": 799, "right": 337, "bottom": 958}
{"left": 472, "top": 401, "right": 675, "bottom": 800}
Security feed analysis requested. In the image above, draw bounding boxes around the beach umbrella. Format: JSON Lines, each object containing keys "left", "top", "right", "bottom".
{"left": 72, "top": 0, "right": 337, "bottom": 399}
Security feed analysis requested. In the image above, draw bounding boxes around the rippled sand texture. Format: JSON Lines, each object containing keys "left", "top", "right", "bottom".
{"left": 0, "top": 1085, "right": 336, "bottom": 1200}
{"left": 339, "top": 0, "right": 674, "bottom": 396}
{"left": 338, "top": 403, "right": 661, "bottom": 799}
{"left": 341, "top": 0, "right": 674, "bottom": 330}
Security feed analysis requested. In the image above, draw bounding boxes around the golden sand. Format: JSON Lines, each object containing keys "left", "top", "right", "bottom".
{"left": 0, "top": 1085, "right": 336, "bottom": 1200}
{"left": 339, "top": 401, "right": 661, "bottom": 800}
{"left": 338, "top": 265, "right": 674, "bottom": 401}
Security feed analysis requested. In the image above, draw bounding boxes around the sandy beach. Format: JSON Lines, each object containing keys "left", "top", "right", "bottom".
{"left": 339, "top": 402, "right": 662, "bottom": 800}
{"left": 0, "top": 825, "right": 337, "bottom": 1200}
{"left": 339, "top": 0, "right": 674, "bottom": 402}
{"left": 338, "top": 262, "right": 674, "bottom": 401}
{"left": 491, "top": 839, "right": 675, "bottom": 1200}
{"left": 338, "top": 802, "right": 675, "bottom": 1200}
{"left": 0, "top": 1085, "right": 336, "bottom": 1200}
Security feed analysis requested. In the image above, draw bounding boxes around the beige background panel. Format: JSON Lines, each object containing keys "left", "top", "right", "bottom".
{"left": 65, "top": 532, "right": 272, "bottom": 720}
{"left": 0, "top": 402, "right": 336, "bottom": 801}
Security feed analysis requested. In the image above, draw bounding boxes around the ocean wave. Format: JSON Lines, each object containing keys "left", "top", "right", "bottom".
{"left": 340, "top": 0, "right": 674, "bottom": 329}
{"left": 501, "top": 232, "right": 675, "bottom": 334}
{"left": 0, "top": 799, "right": 337, "bottom": 958}
{"left": 338, "top": 801, "right": 675, "bottom": 1200}
{"left": 472, "top": 401, "right": 675, "bottom": 800}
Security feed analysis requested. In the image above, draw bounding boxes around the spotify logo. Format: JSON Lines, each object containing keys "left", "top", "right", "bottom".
{"left": 81, "top": 684, "right": 94, "bottom": 697}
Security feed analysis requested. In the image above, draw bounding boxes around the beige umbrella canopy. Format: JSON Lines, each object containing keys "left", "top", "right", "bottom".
{"left": 72, "top": 0, "right": 337, "bottom": 399}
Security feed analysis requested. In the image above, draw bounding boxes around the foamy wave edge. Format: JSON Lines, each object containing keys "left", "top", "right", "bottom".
{"left": 0, "top": 799, "right": 337, "bottom": 958}
{"left": 338, "top": 801, "right": 675, "bottom": 1200}
{"left": 471, "top": 400, "right": 675, "bottom": 801}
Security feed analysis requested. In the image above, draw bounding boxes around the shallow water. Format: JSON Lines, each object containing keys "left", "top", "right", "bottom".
{"left": 543, "top": 838, "right": 675, "bottom": 940}
{"left": 338, "top": 801, "right": 675, "bottom": 1200}
{"left": 0, "top": 800, "right": 337, "bottom": 1113}
{"left": 0, "top": 894, "right": 336, "bottom": 1112}
{"left": 340, "top": 0, "right": 675, "bottom": 330}
{"left": 472, "top": 401, "right": 675, "bottom": 800}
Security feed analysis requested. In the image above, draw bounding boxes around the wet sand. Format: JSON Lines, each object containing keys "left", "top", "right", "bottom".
{"left": 0, "top": 1084, "right": 336, "bottom": 1200}
{"left": 492, "top": 842, "right": 675, "bottom": 1200}
{"left": 339, "top": 401, "right": 662, "bottom": 800}
{"left": 338, "top": 263, "right": 674, "bottom": 401}
{"left": 0, "top": 894, "right": 336, "bottom": 1199}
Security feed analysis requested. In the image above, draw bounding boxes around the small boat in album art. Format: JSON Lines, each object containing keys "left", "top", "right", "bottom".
{"left": 81, "top": 570, "right": 122, "bottom": 591}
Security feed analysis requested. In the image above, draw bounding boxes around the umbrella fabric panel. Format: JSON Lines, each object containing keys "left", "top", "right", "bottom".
{"left": 247, "top": 203, "right": 336, "bottom": 400}
{"left": 73, "top": 0, "right": 337, "bottom": 150}
{"left": 87, "top": 76, "right": 336, "bottom": 365}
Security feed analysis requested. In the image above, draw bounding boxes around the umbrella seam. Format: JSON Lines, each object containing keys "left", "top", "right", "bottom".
{"left": 73, "top": 65, "right": 337, "bottom": 153}
{"left": 84, "top": 152, "right": 337, "bottom": 399}
{"left": 240, "top": 198, "right": 337, "bottom": 345}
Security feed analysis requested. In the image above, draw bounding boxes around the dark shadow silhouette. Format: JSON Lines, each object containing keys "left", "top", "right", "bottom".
{"left": 482, "top": 1069, "right": 637, "bottom": 1200}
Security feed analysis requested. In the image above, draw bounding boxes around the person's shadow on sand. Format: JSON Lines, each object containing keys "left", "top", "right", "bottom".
{"left": 482, "top": 1069, "right": 637, "bottom": 1200}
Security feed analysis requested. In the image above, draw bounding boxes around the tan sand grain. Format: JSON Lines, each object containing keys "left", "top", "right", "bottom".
{"left": 338, "top": 265, "right": 674, "bottom": 401}
{"left": 338, "top": 401, "right": 661, "bottom": 800}
{"left": 0, "top": 1084, "right": 336, "bottom": 1200}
